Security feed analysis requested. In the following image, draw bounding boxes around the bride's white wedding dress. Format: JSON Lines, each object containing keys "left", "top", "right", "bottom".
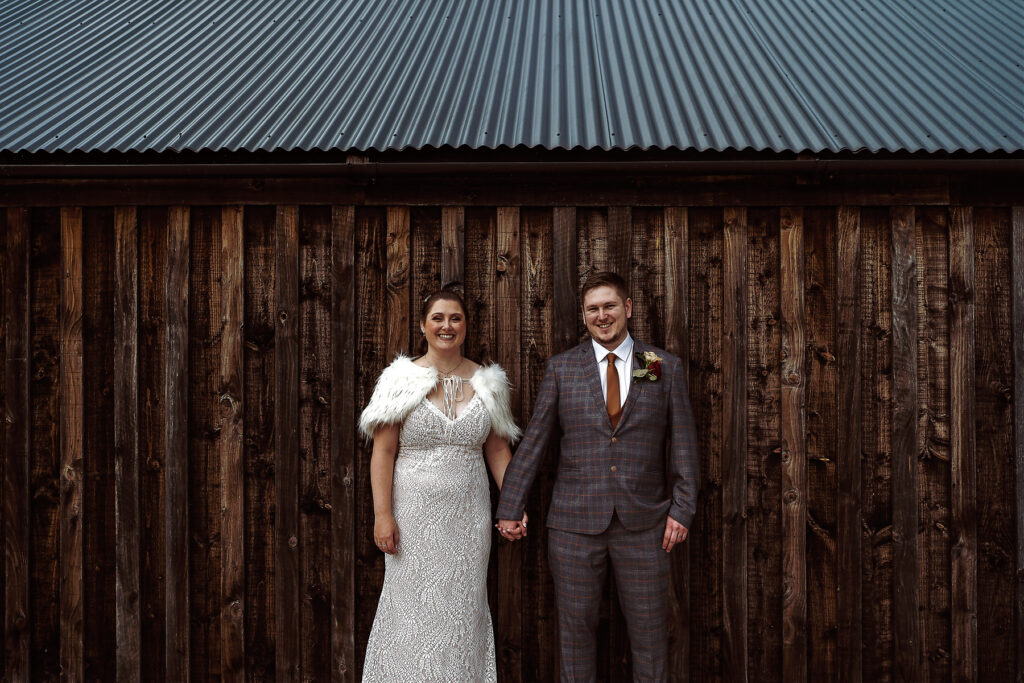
{"left": 361, "top": 393, "right": 498, "bottom": 682}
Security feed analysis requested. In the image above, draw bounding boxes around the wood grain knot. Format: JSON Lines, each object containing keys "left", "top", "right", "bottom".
{"left": 289, "top": 535, "right": 298, "bottom": 548}
{"left": 279, "top": 310, "right": 288, "bottom": 323}
{"left": 783, "top": 489, "right": 799, "bottom": 505}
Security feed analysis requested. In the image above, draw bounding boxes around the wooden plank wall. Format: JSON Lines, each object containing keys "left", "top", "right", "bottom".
{"left": 0, "top": 202, "right": 1022, "bottom": 682}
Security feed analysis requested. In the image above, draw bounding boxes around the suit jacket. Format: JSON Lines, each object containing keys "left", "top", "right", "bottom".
{"left": 495, "top": 339, "right": 699, "bottom": 534}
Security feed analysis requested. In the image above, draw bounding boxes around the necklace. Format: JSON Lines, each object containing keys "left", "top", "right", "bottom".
{"left": 433, "top": 357, "right": 466, "bottom": 421}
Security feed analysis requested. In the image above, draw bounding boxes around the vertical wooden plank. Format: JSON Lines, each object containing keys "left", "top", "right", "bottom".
{"left": 299, "top": 206, "right": 332, "bottom": 683}
{"left": 83, "top": 207, "right": 116, "bottom": 680}
{"left": 804, "top": 207, "right": 838, "bottom": 682}
{"left": 243, "top": 205, "right": 276, "bottom": 680}
{"left": 275, "top": 205, "right": 301, "bottom": 681}
{"left": 465, "top": 208, "right": 497, "bottom": 364}
{"left": 386, "top": 207, "right": 411, "bottom": 359}
{"left": 780, "top": 207, "right": 807, "bottom": 683}
{"left": 663, "top": 207, "right": 690, "bottom": 683}
{"left": 354, "top": 207, "right": 386, "bottom": 675}
{"left": 974, "top": 207, "right": 1014, "bottom": 681}
{"left": 138, "top": 206, "right": 167, "bottom": 679}
{"left": 60, "top": 207, "right": 85, "bottom": 682}
{"left": 607, "top": 206, "right": 631, "bottom": 287}
{"left": 441, "top": 206, "right": 465, "bottom": 286}
{"left": 836, "top": 207, "right": 863, "bottom": 683}
{"left": 4, "top": 207, "right": 31, "bottom": 682}
{"left": 522, "top": 208, "right": 556, "bottom": 682}
{"left": 330, "top": 206, "right": 357, "bottom": 682}
{"left": 861, "top": 207, "right": 894, "bottom": 682}
{"left": 0, "top": 208, "right": 5, "bottom": 680}
{"left": 722, "top": 206, "right": 748, "bottom": 683}
{"left": 629, "top": 208, "right": 665, "bottom": 345}
{"left": 690, "top": 207, "right": 724, "bottom": 683}
{"left": 165, "top": 206, "right": 190, "bottom": 682}
{"left": 114, "top": 206, "right": 141, "bottom": 682}
{"left": 188, "top": 206, "right": 222, "bottom": 681}
{"left": 1013, "top": 207, "right": 1024, "bottom": 683}
{"left": 411, "top": 207, "right": 442, "bottom": 349}
{"left": 29, "top": 208, "right": 61, "bottom": 681}
{"left": 917, "top": 207, "right": 951, "bottom": 682}
{"left": 949, "top": 206, "right": 977, "bottom": 683}
{"left": 890, "top": 206, "right": 920, "bottom": 683}
{"left": 495, "top": 206, "right": 524, "bottom": 682}
{"left": 552, "top": 207, "right": 579, "bottom": 352}
{"left": 745, "top": 208, "right": 782, "bottom": 683}
{"left": 219, "top": 205, "right": 245, "bottom": 682}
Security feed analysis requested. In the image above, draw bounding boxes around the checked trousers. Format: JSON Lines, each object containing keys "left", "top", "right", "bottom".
{"left": 548, "top": 514, "right": 671, "bottom": 683}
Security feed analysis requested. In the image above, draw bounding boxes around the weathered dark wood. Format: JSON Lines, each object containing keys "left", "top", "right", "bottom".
{"left": 495, "top": 206, "right": 525, "bottom": 682}
{"left": 629, "top": 208, "right": 664, "bottom": 344}
{"left": 165, "top": 206, "right": 190, "bottom": 681}
{"left": 917, "top": 207, "right": 951, "bottom": 682}
{"left": 138, "top": 206, "right": 168, "bottom": 678}
{"left": 386, "top": 207, "right": 411, "bottom": 359}
{"left": 299, "top": 206, "right": 332, "bottom": 683}
{"left": 1013, "top": 207, "right": 1024, "bottom": 683}
{"left": 861, "top": 207, "right": 894, "bottom": 682}
{"left": 188, "top": 206, "right": 223, "bottom": 680}
{"left": 949, "top": 206, "right": 977, "bottom": 683}
{"left": 114, "top": 206, "right": 141, "bottom": 682}
{"left": 219, "top": 205, "right": 245, "bottom": 682}
{"left": 552, "top": 207, "right": 579, "bottom": 352}
{"left": 744, "top": 207, "right": 781, "bottom": 683}
{"left": 780, "top": 207, "right": 807, "bottom": 683}
{"left": 28, "top": 208, "right": 61, "bottom": 681}
{"left": 83, "top": 207, "right": 116, "bottom": 680}
{"left": 890, "top": 206, "right": 920, "bottom": 683}
{"left": 522, "top": 207, "right": 558, "bottom": 682}
{"left": 59, "top": 206, "right": 85, "bottom": 683}
{"left": 441, "top": 206, "right": 465, "bottom": 286}
{"left": 4, "top": 208, "right": 31, "bottom": 681}
{"left": 275, "top": 205, "right": 301, "bottom": 681}
{"left": 465, "top": 208, "right": 496, "bottom": 364}
{"left": 410, "top": 207, "right": 442, "bottom": 346}
{"left": 722, "top": 207, "right": 748, "bottom": 683}
{"left": 835, "top": 206, "right": 863, "bottom": 683}
{"left": 0, "top": 207, "right": 5, "bottom": 680}
{"left": 577, "top": 207, "right": 608, "bottom": 342}
{"left": 974, "top": 207, "right": 1014, "bottom": 682}
{"left": 243, "top": 205, "right": 277, "bottom": 680}
{"left": 804, "top": 207, "right": 837, "bottom": 682}
{"left": 607, "top": 206, "right": 631, "bottom": 289}
{"left": 330, "top": 206, "right": 357, "bottom": 682}
{"left": 663, "top": 207, "right": 690, "bottom": 683}
{"left": 689, "top": 207, "right": 724, "bottom": 683}
{"left": 354, "top": 207, "right": 387, "bottom": 676}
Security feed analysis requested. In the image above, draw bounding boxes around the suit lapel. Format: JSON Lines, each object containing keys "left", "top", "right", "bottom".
{"left": 580, "top": 343, "right": 608, "bottom": 423}
{"left": 616, "top": 339, "right": 647, "bottom": 430}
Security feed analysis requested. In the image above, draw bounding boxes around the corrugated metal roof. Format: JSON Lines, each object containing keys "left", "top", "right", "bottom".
{"left": 1, "top": 0, "right": 1021, "bottom": 154}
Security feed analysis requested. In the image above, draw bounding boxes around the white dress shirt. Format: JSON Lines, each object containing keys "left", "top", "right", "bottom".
{"left": 593, "top": 334, "right": 633, "bottom": 408}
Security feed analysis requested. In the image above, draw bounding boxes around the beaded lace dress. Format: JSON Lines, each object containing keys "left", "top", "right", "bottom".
{"left": 361, "top": 391, "right": 497, "bottom": 682}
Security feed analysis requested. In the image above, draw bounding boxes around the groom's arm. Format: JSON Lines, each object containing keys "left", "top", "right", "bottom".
{"left": 667, "top": 356, "right": 700, "bottom": 528}
{"left": 495, "top": 360, "right": 559, "bottom": 523}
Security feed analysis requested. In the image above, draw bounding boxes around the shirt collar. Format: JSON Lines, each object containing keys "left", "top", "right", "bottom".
{"left": 592, "top": 333, "right": 633, "bottom": 364}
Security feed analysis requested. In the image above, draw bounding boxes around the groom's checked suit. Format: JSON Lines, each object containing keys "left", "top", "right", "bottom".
{"left": 496, "top": 275, "right": 699, "bottom": 682}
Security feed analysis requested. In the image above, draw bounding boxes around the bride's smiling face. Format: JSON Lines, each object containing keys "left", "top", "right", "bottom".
{"left": 421, "top": 299, "right": 467, "bottom": 353}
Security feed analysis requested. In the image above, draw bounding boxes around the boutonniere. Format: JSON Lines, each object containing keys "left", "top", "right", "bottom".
{"left": 632, "top": 350, "right": 663, "bottom": 382}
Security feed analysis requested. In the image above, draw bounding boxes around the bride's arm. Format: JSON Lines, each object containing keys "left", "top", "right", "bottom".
{"left": 484, "top": 433, "right": 528, "bottom": 531}
{"left": 370, "top": 424, "right": 401, "bottom": 554}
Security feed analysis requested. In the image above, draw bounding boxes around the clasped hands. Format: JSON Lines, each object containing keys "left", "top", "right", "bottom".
{"left": 497, "top": 514, "right": 688, "bottom": 553}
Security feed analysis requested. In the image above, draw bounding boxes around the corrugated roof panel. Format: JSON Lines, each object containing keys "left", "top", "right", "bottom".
{"left": 0, "top": 0, "right": 1021, "bottom": 154}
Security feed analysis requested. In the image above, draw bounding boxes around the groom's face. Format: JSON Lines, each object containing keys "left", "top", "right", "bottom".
{"left": 582, "top": 285, "right": 632, "bottom": 350}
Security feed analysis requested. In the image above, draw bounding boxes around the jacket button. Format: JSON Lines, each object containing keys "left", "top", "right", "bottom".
{"left": 611, "top": 437, "right": 618, "bottom": 443}
{"left": 611, "top": 466, "right": 617, "bottom": 472}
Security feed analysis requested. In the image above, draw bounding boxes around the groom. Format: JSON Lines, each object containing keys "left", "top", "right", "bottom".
{"left": 496, "top": 270, "right": 699, "bottom": 682}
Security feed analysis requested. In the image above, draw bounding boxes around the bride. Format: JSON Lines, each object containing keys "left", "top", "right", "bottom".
{"left": 358, "top": 286, "right": 524, "bottom": 682}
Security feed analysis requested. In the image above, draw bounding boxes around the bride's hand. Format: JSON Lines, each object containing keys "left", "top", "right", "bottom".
{"left": 374, "top": 514, "right": 400, "bottom": 554}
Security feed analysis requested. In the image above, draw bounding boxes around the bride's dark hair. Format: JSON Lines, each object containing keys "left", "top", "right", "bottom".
{"left": 417, "top": 282, "right": 467, "bottom": 355}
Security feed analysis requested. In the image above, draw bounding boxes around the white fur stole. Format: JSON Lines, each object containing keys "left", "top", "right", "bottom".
{"left": 358, "top": 355, "right": 522, "bottom": 444}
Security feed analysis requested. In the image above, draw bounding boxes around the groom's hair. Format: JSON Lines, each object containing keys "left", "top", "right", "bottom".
{"left": 580, "top": 270, "right": 629, "bottom": 304}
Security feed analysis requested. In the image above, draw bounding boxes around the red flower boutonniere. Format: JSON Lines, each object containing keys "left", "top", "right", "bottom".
{"left": 632, "top": 350, "right": 663, "bottom": 382}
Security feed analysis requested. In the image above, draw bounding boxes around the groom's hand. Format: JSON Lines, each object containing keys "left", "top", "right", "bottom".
{"left": 662, "top": 516, "right": 688, "bottom": 553}
{"left": 496, "top": 516, "right": 527, "bottom": 541}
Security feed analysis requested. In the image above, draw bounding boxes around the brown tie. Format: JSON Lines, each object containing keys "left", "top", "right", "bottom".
{"left": 606, "top": 352, "right": 621, "bottom": 429}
